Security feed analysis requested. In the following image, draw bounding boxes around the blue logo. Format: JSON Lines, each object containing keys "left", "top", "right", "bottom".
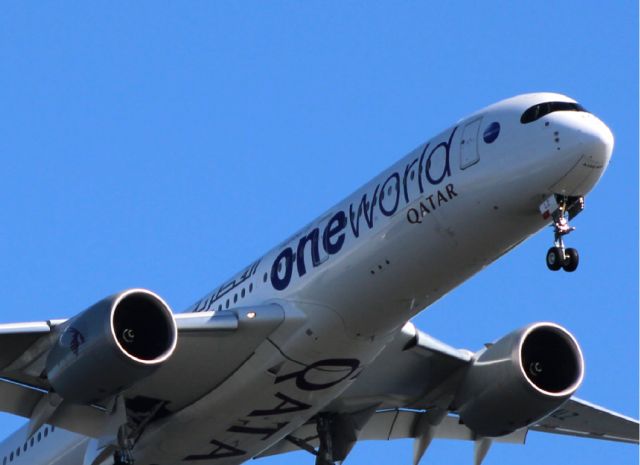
{"left": 483, "top": 122, "right": 500, "bottom": 144}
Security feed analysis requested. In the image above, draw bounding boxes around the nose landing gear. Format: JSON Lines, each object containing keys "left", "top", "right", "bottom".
{"left": 545, "top": 216, "right": 579, "bottom": 272}
{"left": 540, "top": 195, "right": 584, "bottom": 272}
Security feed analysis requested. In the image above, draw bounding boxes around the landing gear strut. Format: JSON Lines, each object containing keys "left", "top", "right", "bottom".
{"left": 113, "top": 424, "right": 135, "bottom": 465}
{"left": 540, "top": 195, "right": 583, "bottom": 272}
{"left": 285, "top": 411, "right": 372, "bottom": 465}
{"left": 316, "top": 416, "right": 335, "bottom": 465}
{"left": 283, "top": 415, "right": 339, "bottom": 465}
{"left": 113, "top": 450, "right": 135, "bottom": 465}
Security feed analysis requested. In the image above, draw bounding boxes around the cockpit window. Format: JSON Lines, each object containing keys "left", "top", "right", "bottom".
{"left": 520, "top": 101, "right": 588, "bottom": 124}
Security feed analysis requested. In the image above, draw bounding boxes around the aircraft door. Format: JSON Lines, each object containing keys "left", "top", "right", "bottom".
{"left": 460, "top": 118, "right": 482, "bottom": 169}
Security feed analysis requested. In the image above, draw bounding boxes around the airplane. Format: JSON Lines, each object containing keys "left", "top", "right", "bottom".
{"left": 0, "top": 92, "right": 636, "bottom": 465}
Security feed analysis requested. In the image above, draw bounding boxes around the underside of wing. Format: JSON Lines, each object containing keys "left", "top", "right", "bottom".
{"left": 531, "top": 397, "right": 639, "bottom": 444}
{"left": 259, "top": 321, "right": 638, "bottom": 465}
{"left": 0, "top": 303, "right": 287, "bottom": 440}
{"left": 258, "top": 410, "right": 528, "bottom": 459}
{"left": 0, "top": 305, "right": 636, "bottom": 465}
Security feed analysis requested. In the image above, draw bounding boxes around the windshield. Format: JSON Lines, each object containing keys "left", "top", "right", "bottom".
{"left": 520, "top": 101, "right": 588, "bottom": 124}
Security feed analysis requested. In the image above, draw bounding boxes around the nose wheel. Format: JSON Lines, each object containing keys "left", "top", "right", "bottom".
{"left": 546, "top": 246, "right": 579, "bottom": 272}
{"left": 540, "top": 195, "right": 583, "bottom": 272}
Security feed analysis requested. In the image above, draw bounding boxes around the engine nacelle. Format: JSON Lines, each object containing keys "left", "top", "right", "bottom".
{"left": 453, "top": 322, "right": 584, "bottom": 437}
{"left": 46, "top": 289, "right": 177, "bottom": 404}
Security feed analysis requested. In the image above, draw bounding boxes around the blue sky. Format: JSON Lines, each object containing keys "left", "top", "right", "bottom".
{"left": 0, "top": 2, "right": 637, "bottom": 464}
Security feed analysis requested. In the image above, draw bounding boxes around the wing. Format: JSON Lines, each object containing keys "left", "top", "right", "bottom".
{"left": 0, "top": 305, "right": 286, "bottom": 438}
{"left": 531, "top": 397, "right": 639, "bottom": 444}
{"left": 0, "top": 314, "right": 636, "bottom": 463}
{"left": 260, "top": 322, "right": 638, "bottom": 464}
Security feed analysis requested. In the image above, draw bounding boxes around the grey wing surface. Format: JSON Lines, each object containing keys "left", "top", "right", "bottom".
{"left": 0, "top": 306, "right": 286, "bottom": 438}
{"left": 531, "top": 397, "right": 638, "bottom": 444}
{"left": 261, "top": 322, "right": 638, "bottom": 459}
{"left": 0, "top": 316, "right": 636, "bottom": 454}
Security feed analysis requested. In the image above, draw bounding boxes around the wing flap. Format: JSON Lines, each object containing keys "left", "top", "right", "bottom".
{"left": 0, "top": 377, "right": 44, "bottom": 418}
{"left": 0, "top": 321, "right": 61, "bottom": 391}
{"left": 0, "top": 377, "right": 107, "bottom": 438}
{"left": 358, "top": 410, "right": 526, "bottom": 443}
{"left": 258, "top": 410, "right": 527, "bottom": 458}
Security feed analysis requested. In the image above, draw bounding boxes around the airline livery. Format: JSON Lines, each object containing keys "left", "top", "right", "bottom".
{"left": 0, "top": 93, "right": 636, "bottom": 465}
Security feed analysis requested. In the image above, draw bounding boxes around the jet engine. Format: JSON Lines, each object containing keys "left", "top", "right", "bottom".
{"left": 46, "top": 289, "right": 177, "bottom": 404}
{"left": 453, "top": 322, "right": 584, "bottom": 437}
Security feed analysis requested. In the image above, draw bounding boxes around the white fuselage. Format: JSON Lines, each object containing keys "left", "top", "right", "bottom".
{"left": 0, "top": 93, "right": 613, "bottom": 465}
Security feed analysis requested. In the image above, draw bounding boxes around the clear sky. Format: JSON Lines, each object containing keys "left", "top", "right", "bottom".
{"left": 0, "top": 2, "right": 637, "bottom": 465}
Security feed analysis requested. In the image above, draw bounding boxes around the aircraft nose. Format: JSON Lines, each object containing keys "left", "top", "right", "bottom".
{"left": 581, "top": 117, "right": 614, "bottom": 167}
{"left": 549, "top": 116, "right": 614, "bottom": 197}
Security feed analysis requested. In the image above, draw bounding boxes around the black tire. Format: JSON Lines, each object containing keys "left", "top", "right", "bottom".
{"left": 562, "top": 248, "right": 579, "bottom": 272}
{"left": 546, "top": 247, "right": 562, "bottom": 271}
